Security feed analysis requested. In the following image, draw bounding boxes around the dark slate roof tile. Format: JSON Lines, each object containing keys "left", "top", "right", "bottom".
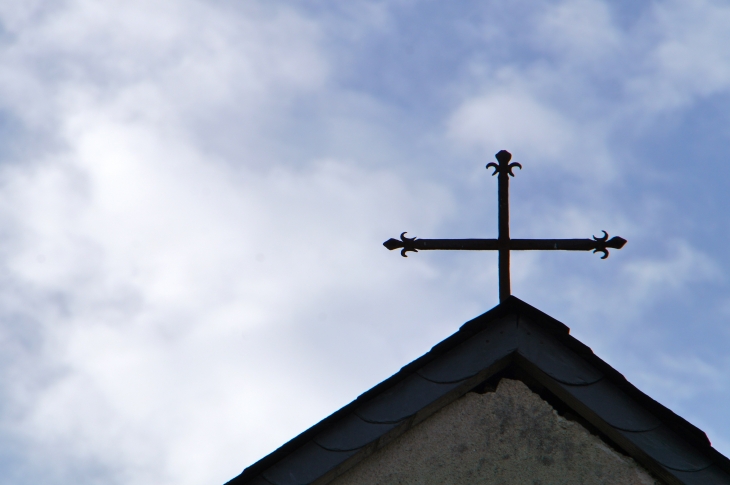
{"left": 313, "top": 413, "right": 399, "bottom": 451}
{"left": 355, "top": 373, "right": 463, "bottom": 423}
{"left": 262, "top": 442, "right": 356, "bottom": 485}
{"left": 559, "top": 379, "right": 661, "bottom": 432}
{"left": 418, "top": 315, "right": 517, "bottom": 383}
{"left": 668, "top": 464, "right": 730, "bottom": 484}
{"left": 622, "top": 425, "right": 713, "bottom": 472}
{"left": 518, "top": 317, "right": 603, "bottom": 385}
{"left": 248, "top": 476, "right": 273, "bottom": 485}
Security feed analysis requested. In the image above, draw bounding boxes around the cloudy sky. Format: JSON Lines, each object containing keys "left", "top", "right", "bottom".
{"left": 0, "top": 1, "right": 729, "bottom": 484}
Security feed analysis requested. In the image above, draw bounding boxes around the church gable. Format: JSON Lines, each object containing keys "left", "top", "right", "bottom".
{"left": 227, "top": 297, "right": 730, "bottom": 485}
{"left": 331, "top": 378, "right": 661, "bottom": 485}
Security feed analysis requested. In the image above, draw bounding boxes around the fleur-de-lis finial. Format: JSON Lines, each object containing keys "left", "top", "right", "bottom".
{"left": 486, "top": 150, "right": 522, "bottom": 176}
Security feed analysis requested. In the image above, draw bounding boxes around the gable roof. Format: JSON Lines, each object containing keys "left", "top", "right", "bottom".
{"left": 225, "top": 296, "right": 730, "bottom": 485}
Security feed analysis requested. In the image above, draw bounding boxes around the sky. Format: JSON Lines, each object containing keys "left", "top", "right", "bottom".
{"left": 0, "top": 1, "right": 729, "bottom": 484}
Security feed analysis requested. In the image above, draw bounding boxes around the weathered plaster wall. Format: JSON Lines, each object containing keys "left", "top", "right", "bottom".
{"left": 329, "top": 379, "right": 662, "bottom": 485}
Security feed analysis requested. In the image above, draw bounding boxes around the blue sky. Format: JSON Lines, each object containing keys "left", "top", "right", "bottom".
{"left": 0, "top": 1, "right": 729, "bottom": 484}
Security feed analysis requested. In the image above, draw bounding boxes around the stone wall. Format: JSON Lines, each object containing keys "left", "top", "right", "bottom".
{"left": 329, "top": 379, "right": 662, "bottom": 485}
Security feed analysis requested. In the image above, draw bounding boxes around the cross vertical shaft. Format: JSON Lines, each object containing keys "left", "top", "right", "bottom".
{"left": 498, "top": 159, "right": 510, "bottom": 302}
{"left": 494, "top": 150, "right": 516, "bottom": 302}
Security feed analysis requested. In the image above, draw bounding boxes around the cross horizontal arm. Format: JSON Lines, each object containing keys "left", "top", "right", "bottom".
{"left": 383, "top": 231, "right": 626, "bottom": 259}
{"left": 510, "top": 237, "right": 627, "bottom": 252}
{"left": 384, "top": 236, "right": 499, "bottom": 252}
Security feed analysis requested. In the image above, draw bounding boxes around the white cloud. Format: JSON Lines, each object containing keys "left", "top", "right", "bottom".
{"left": 447, "top": 90, "right": 577, "bottom": 165}
{"left": 534, "top": 0, "right": 622, "bottom": 64}
{"left": 628, "top": 0, "right": 730, "bottom": 112}
{"left": 622, "top": 240, "right": 721, "bottom": 299}
{"left": 554, "top": 240, "right": 720, "bottom": 329}
{"left": 0, "top": 0, "right": 328, "bottom": 139}
{"left": 0, "top": 2, "right": 469, "bottom": 483}
{"left": 0, "top": 119, "right": 454, "bottom": 483}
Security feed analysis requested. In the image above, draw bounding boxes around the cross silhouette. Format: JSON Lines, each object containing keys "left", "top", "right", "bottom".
{"left": 384, "top": 150, "right": 627, "bottom": 302}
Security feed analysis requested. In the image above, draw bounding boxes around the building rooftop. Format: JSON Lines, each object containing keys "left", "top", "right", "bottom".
{"left": 226, "top": 296, "right": 730, "bottom": 485}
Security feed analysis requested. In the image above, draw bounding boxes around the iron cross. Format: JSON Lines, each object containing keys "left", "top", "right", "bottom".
{"left": 384, "top": 150, "right": 627, "bottom": 302}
